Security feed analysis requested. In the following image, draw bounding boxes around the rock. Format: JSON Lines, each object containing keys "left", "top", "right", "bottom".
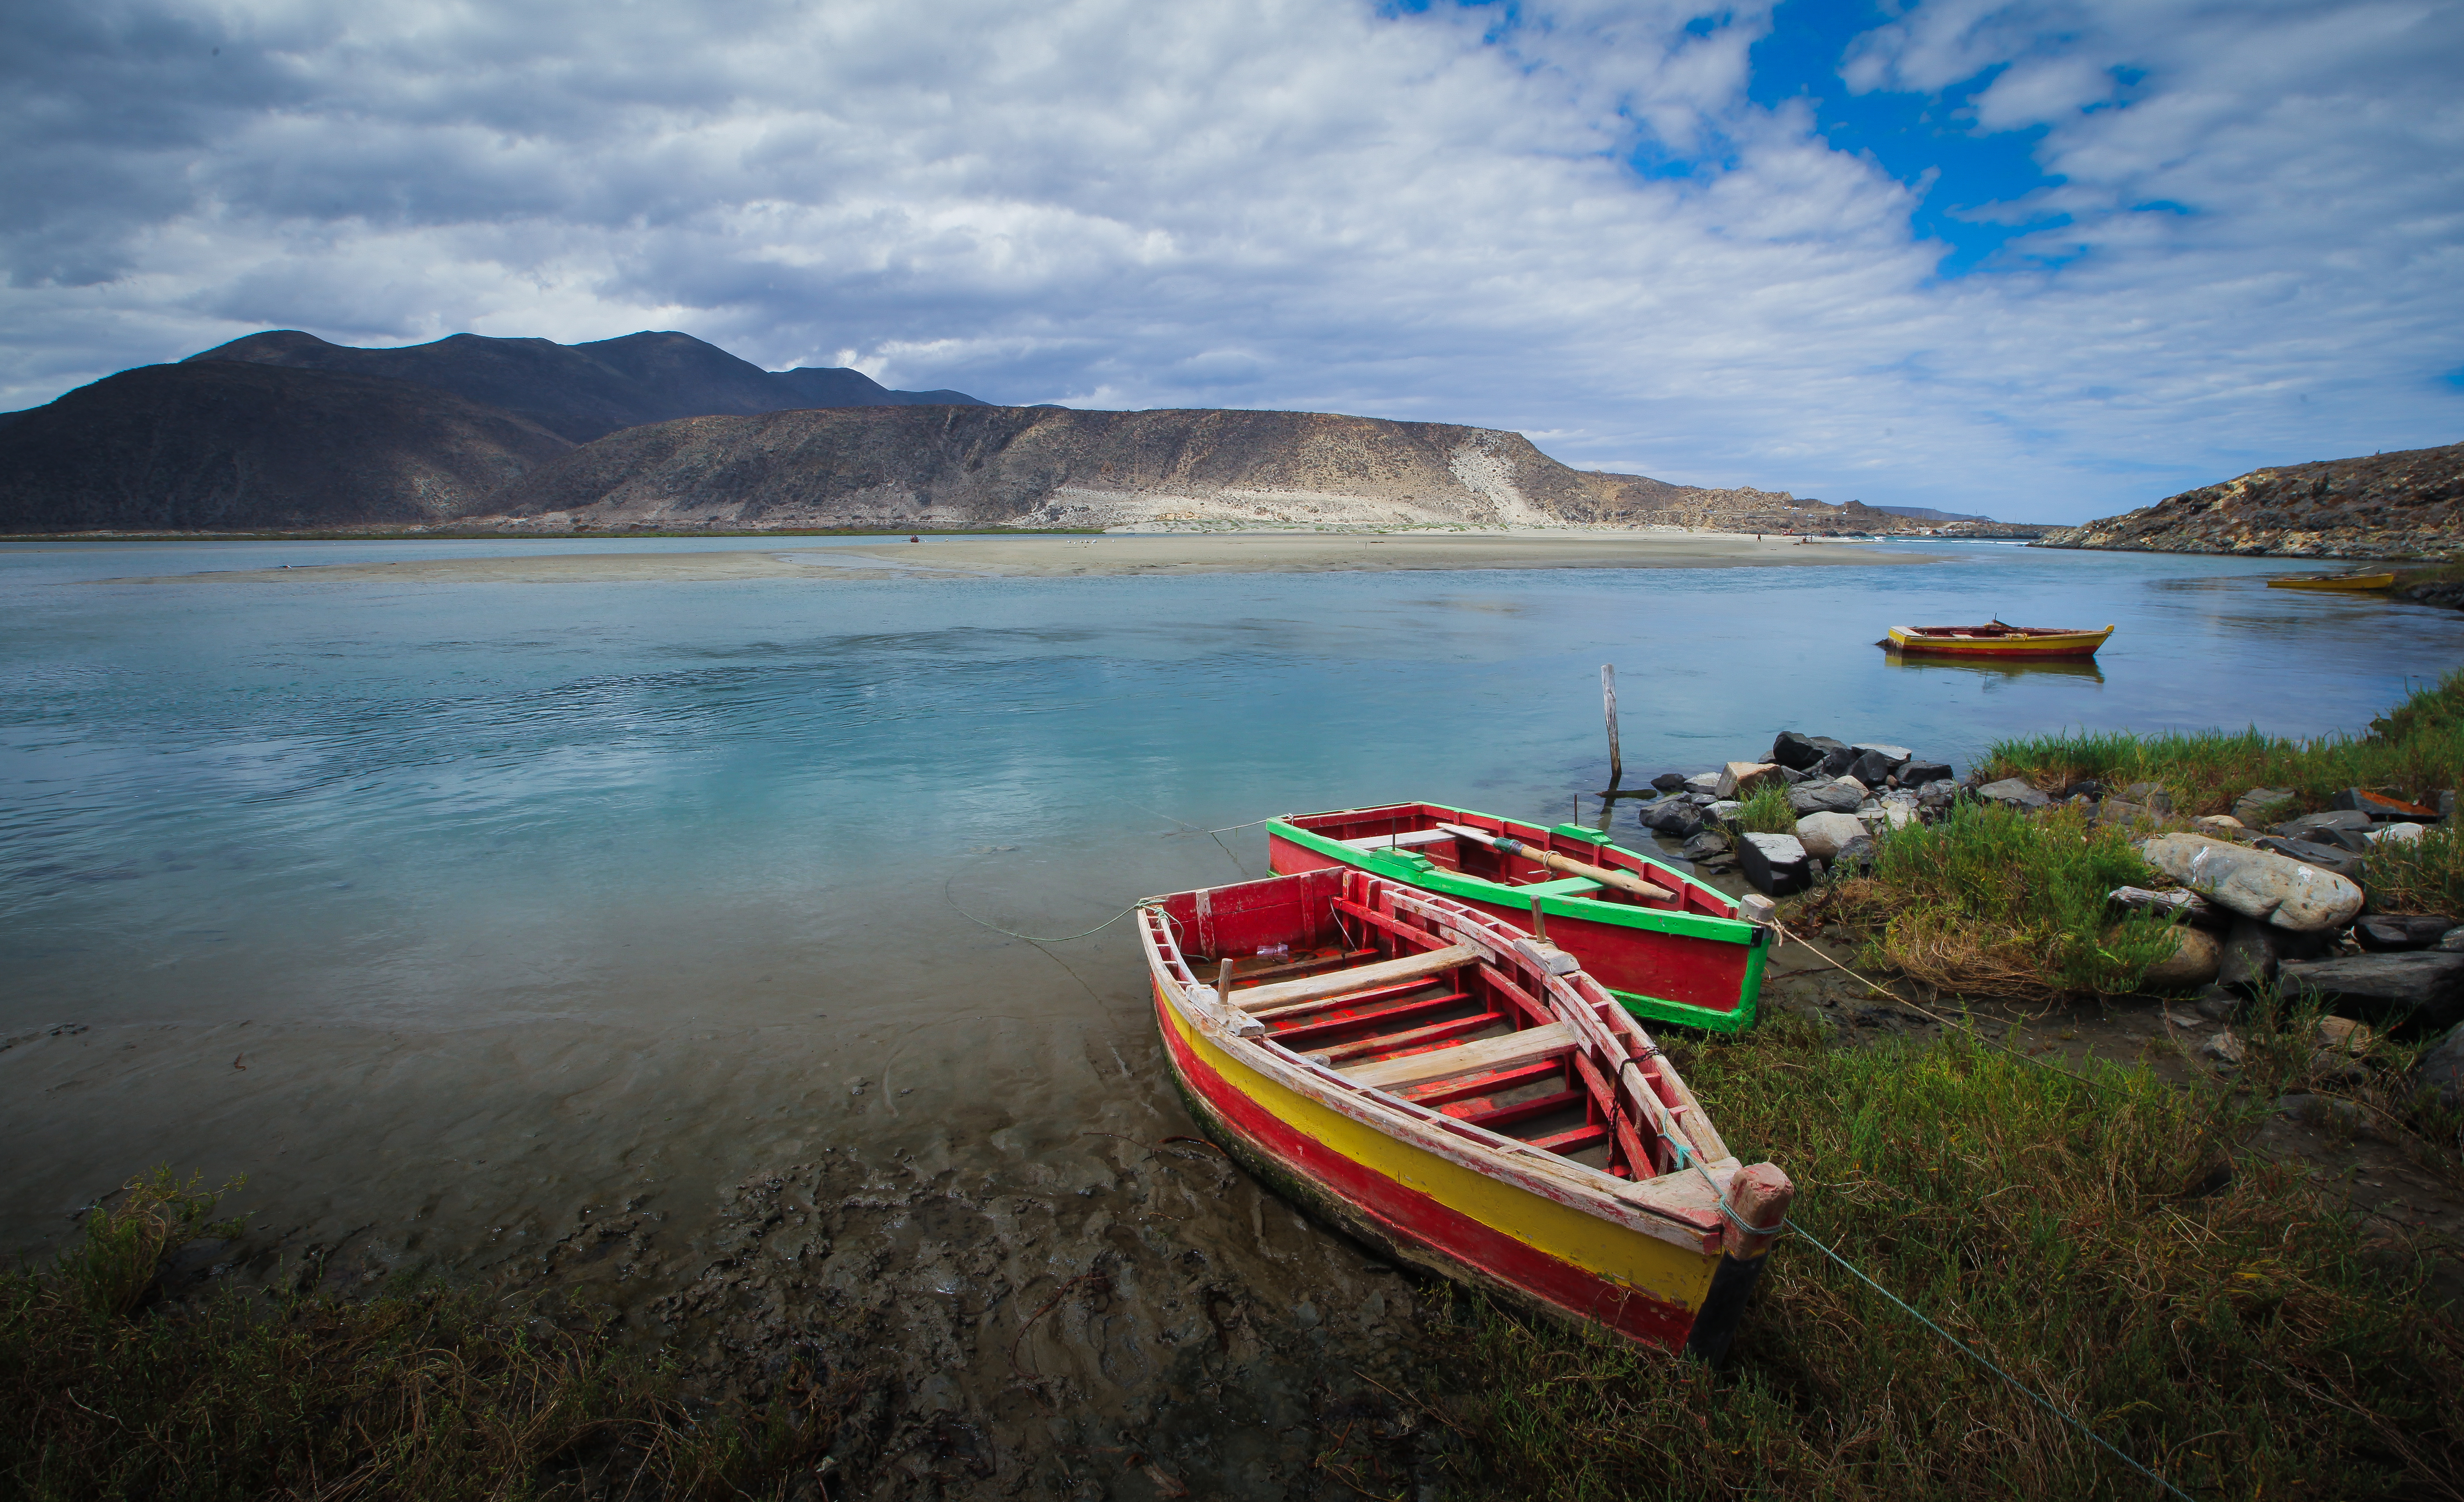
{"left": 2191, "top": 814, "right": 2246, "bottom": 839}
{"left": 1769, "top": 731, "right": 1847, "bottom": 772}
{"left": 2142, "top": 926, "right": 2222, "bottom": 989}
{"left": 2330, "top": 787, "right": 2438, "bottom": 821}
{"left": 1737, "top": 833, "right": 1812, "bottom": 895}
{"left": 1794, "top": 811, "right": 1869, "bottom": 858}
{"left": 2368, "top": 820, "right": 2428, "bottom": 845}
{"left": 2232, "top": 787, "right": 2298, "bottom": 825}
{"left": 1977, "top": 777, "right": 2051, "bottom": 811}
{"left": 2251, "top": 835, "right": 2365, "bottom": 879}
{"left": 2217, "top": 919, "right": 2278, "bottom": 990}
{"left": 1832, "top": 834, "right": 1877, "bottom": 869}
{"left": 1682, "top": 771, "right": 1723, "bottom": 797}
{"left": 1875, "top": 795, "right": 1920, "bottom": 831}
{"left": 1897, "top": 758, "right": 1953, "bottom": 788}
{"left": 1714, "top": 761, "right": 1783, "bottom": 799}
{"left": 2137, "top": 832, "right": 2365, "bottom": 931}
{"left": 2109, "top": 885, "right": 2219, "bottom": 924}
{"left": 1787, "top": 779, "right": 1865, "bottom": 815}
{"left": 2354, "top": 914, "right": 2457, "bottom": 951}
{"left": 1651, "top": 771, "right": 1688, "bottom": 792}
{"left": 2065, "top": 779, "right": 2106, "bottom": 800}
{"left": 1849, "top": 745, "right": 1912, "bottom": 785}
{"left": 1915, "top": 778, "right": 1960, "bottom": 810}
{"left": 2119, "top": 782, "right": 2175, "bottom": 814}
{"left": 2278, "top": 951, "right": 2464, "bottom": 1031}
{"left": 2201, "top": 1030, "right": 2245, "bottom": 1066}
{"left": 1734, "top": 893, "right": 1777, "bottom": 925}
{"left": 2191, "top": 987, "right": 2241, "bottom": 1021}
{"left": 2315, "top": 1015, "right": 2375, "bottom": 1055}
{"left": 2417, "top": 1022, "right": 2464, "bottom": 1109}
{"left": 1637, "top": 799, "right": 1707, "bottom": 837}
{"left": 1778, "top": 764, "right": 1818, "bottom": 785}
{"left": 2441, "top": 927, "right": 2464, "bottom": 952}
{"left": 1679, "top": 829, "right": 1731, "bottom": 862}
{"left": 1684, "top": 791, "right": 1718, "bottom": 807}
{"left": 1706, "top": 799, "right": 1743, "bottom": 825}
{"left": 2095, "top": 798, "right": 2154, "bottom": 827}
{"left": 2270, "top": 819, "right": 2373, "bottom": 853}
{"left": 2443, "top": 790, "right": 2457, "bottom": 820}
{"left": 2274, "top": 809, "right": 2371, "bottom": 839}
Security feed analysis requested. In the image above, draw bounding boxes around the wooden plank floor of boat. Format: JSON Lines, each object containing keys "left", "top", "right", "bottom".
{"left": 1220, "top": 946, "right": 1612, "bottom": 1168}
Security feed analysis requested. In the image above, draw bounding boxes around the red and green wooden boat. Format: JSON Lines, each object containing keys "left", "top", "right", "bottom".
{"left": 1266, "top": 803, "right": 1770, "bottom": 1032}
{"left": 1141, "top": 864, "right": 1792, "bottom": 1355}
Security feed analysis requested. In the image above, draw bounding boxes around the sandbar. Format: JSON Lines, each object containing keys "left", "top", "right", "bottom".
{"left": 107, "top": 529, "right": 1948, "bottom": 584}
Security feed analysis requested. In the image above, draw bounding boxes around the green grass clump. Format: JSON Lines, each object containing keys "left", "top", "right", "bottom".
{"left": 1801, "top": 801, "right": 2182, "bottom": 997}
{"left": 1442, "top": 1020, "right": 2464, "bottom": 1500}
{"left": 2, "top": 1169, "right": 865, "bottom": 1499}
{"left": 1976, "top": 670, "right": 2464, "bottom": 818}
{"left": 1733, "top": 782, "right": 1798, "bottom": 835}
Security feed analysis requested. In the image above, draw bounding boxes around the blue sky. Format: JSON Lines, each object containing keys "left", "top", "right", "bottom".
{"left": 3, "top": 0, "right": 2459, "bottom": 523}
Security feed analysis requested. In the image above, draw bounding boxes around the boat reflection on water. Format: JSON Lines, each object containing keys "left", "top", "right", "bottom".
{"left": 1880, "top": 648, "right": 2106, "bottom": 684}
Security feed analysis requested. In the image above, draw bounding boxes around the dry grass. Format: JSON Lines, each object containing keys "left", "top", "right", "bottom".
{"left": 1441, "top": 1020, "right": 2464, "bottom": 1501}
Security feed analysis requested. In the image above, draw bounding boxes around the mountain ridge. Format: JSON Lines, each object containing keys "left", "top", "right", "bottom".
{"left": 2034, "top": 441, "right": 2464, "bottom": 558}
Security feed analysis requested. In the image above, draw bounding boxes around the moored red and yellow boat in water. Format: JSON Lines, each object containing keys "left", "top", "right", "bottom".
{"left": 1141, "top": 865, "right": 1792, "bottom": 1355}
{"left": 1885, "top": 621, "right": 2114, "bottom": 659}
{"left": 2266, "top": 571, "right": 2396, "bottom": 592}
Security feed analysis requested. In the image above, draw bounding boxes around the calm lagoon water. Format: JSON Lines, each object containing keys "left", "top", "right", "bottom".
{"left": 5, "top": 534, "right": 2461, "bottom": 1480}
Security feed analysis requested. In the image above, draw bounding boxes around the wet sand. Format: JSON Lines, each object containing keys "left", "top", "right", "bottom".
{"left": 109, "top": 529, "right": 1943, "bottom": 584}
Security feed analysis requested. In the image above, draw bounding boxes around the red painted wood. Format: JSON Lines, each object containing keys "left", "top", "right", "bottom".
{"left": 1526, "top": 1122, "right": 1611, "bottom": 1155}
{"left": 1157, "top": 992, "right": 1700, "bottom": 1350}
{"left": 1456, "top": 1087, "right": 1587, "bottom": 1131}
{"left": 1267, "top": 989, "right": 1469, "bottom": 1047}
{"left": 1405, "top": 1058, "right": 1566, "bottom": 1109}
{"left": 1315, "top": 1010, "right": 1504, "bottom": 1066}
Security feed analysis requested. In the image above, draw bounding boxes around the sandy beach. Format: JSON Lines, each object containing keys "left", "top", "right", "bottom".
{"left": 107, "top": 529, "right": 1945, "bottom": 584}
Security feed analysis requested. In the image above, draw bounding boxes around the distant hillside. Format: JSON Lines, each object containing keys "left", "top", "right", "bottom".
{"left": 184, "top": 329, "right": 984, "bottom": 443}
{"left": 2036, "top": 441, "right": 2464, "bottom": 559}
{"left": 0, "top": 362, "right": 571, "bottom": 531}
{"left": 1870, "top": 503, "right": 1987, "bottom": 523}
{"left": 486, "top": 404, "right": 1915, "bottom": 533}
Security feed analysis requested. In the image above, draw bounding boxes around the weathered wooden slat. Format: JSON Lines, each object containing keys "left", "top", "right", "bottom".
{"left": 1343, "top": 1022, "right": 1577, "bottom": 1092}
{"left": 1314, "top": 1010, "right": 1505, "bottom": 1066}
{"left": 1232, "top": 943, "right": 1479, "bottom": 1015}
{"left": 1268, "top": 989, "right": 1470, "bottom": 1046}
{"left": 1339, "top": 828, "right": 1457, "bottom": 851}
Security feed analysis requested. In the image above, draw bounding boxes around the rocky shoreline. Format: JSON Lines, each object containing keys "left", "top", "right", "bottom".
{"left": 1631, "top": 729, "right": 2464, "bottom": 1107}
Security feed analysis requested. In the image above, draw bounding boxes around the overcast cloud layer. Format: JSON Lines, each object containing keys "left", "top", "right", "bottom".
{"left": 4, "top": 0, "right": 2460, "bottom": 521}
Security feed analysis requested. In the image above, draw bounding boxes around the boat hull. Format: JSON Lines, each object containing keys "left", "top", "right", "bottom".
{"left": 1150, "top": 972, "right": 1719, "bottom": 1349}
{"left": 2267, "top": 573, "right": 2395, "bottom": 592}
{"left": 1267, "top": 805, "right": 1767, "bottom": 1033}
{"left": 1886, "top": 624, "right": 2113, "bottom": 658}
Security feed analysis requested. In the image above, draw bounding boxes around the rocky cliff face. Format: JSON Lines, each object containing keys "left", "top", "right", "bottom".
{"left": 0, "top": 362, "right": 572, "bottom": 531}
{"left": 2036, "top": 441, "right": 2464, "bottom": 559}
{"left": 486, "top": 404, "right": 1887, "bottom": 533}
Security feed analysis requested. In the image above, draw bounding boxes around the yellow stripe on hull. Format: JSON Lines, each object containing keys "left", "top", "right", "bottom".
{"left": 1156, "top": 979, "right": 1720, "bottom": 1324}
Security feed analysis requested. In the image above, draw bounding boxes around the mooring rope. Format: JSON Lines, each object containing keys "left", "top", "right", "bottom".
{"left": 1782, "top": 1217, "right": 2198, "bottom": 1502}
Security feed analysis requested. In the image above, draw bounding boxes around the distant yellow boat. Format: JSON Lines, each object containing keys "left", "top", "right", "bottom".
{"left": 2266, "top": 571, "right": 2396, "bottom": 592}
{"left": 1885, "top": 622, "right": 2114, "bottom": 659}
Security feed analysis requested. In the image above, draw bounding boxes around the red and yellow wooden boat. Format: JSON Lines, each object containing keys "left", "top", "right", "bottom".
{"left": 1884, "top": 620, "right": 2113, "bottom": 659}
{"left": 2266, "top": 571, "right": 2395, "bottom": 592}
{"left": 1267, "top": 803, "right": 1769, "bottom": 1032}
{"left": 1141, "top": 865, "right": 1792, "bottom": 1355}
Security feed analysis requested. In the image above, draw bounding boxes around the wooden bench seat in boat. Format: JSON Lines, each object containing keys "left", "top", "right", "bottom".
{"left": 1340, "top": 1021, "right": 1577, "bottom": 1092}
{"left": 1337, "top": 828, "right": 1458, "bottom": 851}
{"left": 1232, "top": 943, "right": 1481, "bottom": 1016}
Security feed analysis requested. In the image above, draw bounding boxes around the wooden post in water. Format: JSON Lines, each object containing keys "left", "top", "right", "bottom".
{"left": 1600, "top": 664, "right": 1623, "bottom": 792}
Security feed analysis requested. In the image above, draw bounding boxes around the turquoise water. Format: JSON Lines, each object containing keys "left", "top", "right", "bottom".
{"left": 7, "top": 537, "right": 2461, "bottom": 1034}
{"left": 8, "top": 534, "right": 2462, "bottom": 1481}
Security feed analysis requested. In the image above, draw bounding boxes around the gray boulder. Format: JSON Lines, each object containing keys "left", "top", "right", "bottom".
{"left": 1850, "top": 745, "right": 1913, "bottom": 785}
{"left": 1978, "top": 778, "right": 2051, "bottom": 811}
{"left": 2232, "top": 787, "right": 2298, "bottom": 825}
{"left": 1679, "top": 828, "right": 1731, "bottom": 863}
{"left": 1898, "top": 758, "right": 1953, "bottom": 787}
{"left": 2251, "top": 835, "right": 2366, "bottom": 879}
{"left": 2418, "top": 1022, "right": 2464, "bottom": 1109}
{"left": 1650, "top": 771, "right": 1688, "bottom": 792}
{"left": 2119, "top": 782, "right": 2175, "bottom": 814}
{"left": 1770, "top": 731, "right": 1847, "bottom": 772}
{"left": 1682, "top": 771, "right": 1723, "bottom": 797}
{"left": 2440, "top": 927, "right": 2464, "bottom": 952}
{"left": 1832, "top": 834, "right": 1878, "bottom": 870}
{"left": 1637, "top": 799, "right": 1707, "bottom": 838}
{"left": 2213, "top": 916, "right": 2328, "bottom": 989}
{"left": 2354, "top": 914, "right": 2458, "bottom": 952}
{"left": 2330, "top": 787, "right": 2439, "bottom": 822}
{"left": 2279, "top": 951, "right": 2464, "bottom": 1031}
{"left": 1738, "top": 833, "right": 1812, "bottom": 895}
{"left": 1788, "top": 779, "right": 1865, "bottom": 815}
{"left": 1915, "top": 778, "right": 1961, "bottom": 809}
{"left": 2138, "top": 833, "right": 2365, "bottom": 932}
{"left": 1794, "top": 810, "right": 1869, "bottom": 858}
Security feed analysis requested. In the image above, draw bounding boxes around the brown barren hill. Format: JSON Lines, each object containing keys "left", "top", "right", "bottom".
{"left": 2036, "top": 440, "right": 2464, "bottom": 559}
{"left": 489, "top": 404, "right": 1872, "bottom": 532}
{"left": 0, "top": 362, "right": 573, "bottom": 533}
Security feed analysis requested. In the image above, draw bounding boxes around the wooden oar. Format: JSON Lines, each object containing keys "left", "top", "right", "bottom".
{"left": 1435, "top": 823, "right": 1675, "bottom": 902}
